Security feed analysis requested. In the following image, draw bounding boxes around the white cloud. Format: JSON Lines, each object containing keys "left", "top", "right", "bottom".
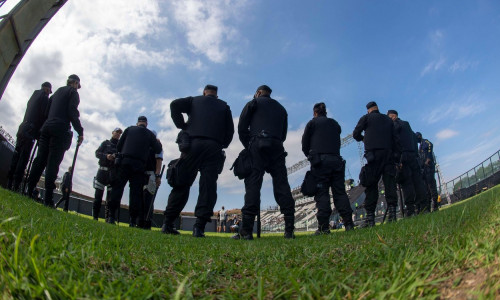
{"left": 436, "top": 129, "right": 458, "bottom": 140}
{"left": 171, "top": 0, "right": 248, "bottom": 63}
{"left": 449, "top": 60, "right": 478, "bottom": 73}
{"left": 424, "top": 95, "right": 486, "bottom": 124}
{"left": 421, "top": 56, "right": 446, "bottom": 76}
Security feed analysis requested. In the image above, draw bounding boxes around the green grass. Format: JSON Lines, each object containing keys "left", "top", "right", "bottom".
{"left": 1, "top": 187, "right": 499, "bottom": 299}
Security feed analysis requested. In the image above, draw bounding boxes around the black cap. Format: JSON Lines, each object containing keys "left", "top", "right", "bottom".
{"left": 415, "top": 132, "right": 422, "bottom": 139}
{"left": 41, "top": 82, "right": 52, "bottom": 93}
{"left": 204, "top": 84, "right": 218, "bottom": 92}
{"left": 366, "top": 101, "right": 378, "bottom": 109}
{"left": 68, "top": 74, "right": 81, "bottom": 88}
{"left": 387, "top": 109, "right": 398, "bottom": 115}
{"left": 257, "top": 85, "right": 272, "bottom": 93}
{"left": 113, "top": 127, "right": 122, "bottom": 133}
{"left": 138, "top": 116, "right": 148, "bottom": 123}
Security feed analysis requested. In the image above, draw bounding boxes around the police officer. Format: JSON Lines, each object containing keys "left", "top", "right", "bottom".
{"left": 92, "top": 128, "right": 122, "bottom": 221}
{"left": 416, "top": 132, "right": 439, "bottom": 212}
{"left": 387, "top": 110, "right": 427, "bottom": 217}
{"left": 59, "top": 166, "right": 72, "bottom": 212}
{"left": 163, "top": 85, "right": 234, "bottom": 237}
{"left": 107, "top": 116, "right": 162, "bottom": 225}
{"left": 353, "top": 101, "right": 398, "bottom": 227}
{"left": 302, "top": 102, "right": 354, "bottom": 234}
{"left": 234, "top": 85, "right": 295, "bottom": 240}
{"left": 27, "top": 75, "right": 84, "bottom": 207}
{"left": 142, "top": 129, "right": 163, "bottom": 229}
{"left": 7, "top": 82, "right": 52, "bottom": 192}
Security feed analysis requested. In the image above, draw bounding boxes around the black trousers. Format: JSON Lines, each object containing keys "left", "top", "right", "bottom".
{"left": 7, "top": 123, "right": 35, "bottom": 191}
{"left": 164, "top": 139, "right": 223, "bottom": 224}
{"left": 242, "top": 138, "right": 295, "bottom": 218}
{"left": 400, "top": 153, "right": 427, "bottom": 212}
{"left": 423, "top": 164, "right": 439, "bottom": 210}
{"left": 61, "top": 189, "right": 71, "bottom": 211}
{"left": 311, "top": 155, "right": 353, "bottom": 224}
{"left": 108, "top": 163, "right": 145, "bottom": 221}
{"left": 362, "top": 149, "right": 398, "bottom": 213}
{"left": 27, "top": 125, "right": 72, "bottom": 203}
{"left": 93, "top": 169, "right": 112, "bottom": 218}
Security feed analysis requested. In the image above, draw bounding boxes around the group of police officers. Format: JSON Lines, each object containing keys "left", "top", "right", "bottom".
{"left": 6, "top": 77, "right": 440, "bottom": 239}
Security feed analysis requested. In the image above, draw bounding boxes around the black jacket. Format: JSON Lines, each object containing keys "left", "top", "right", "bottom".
{"left": 170, "top": 95, "right": 234, "bottom": 148}
{"left": 353, "top": 110, "right": 395, "bottom": 151}
{"left": 146, "top": 140, "right": 163, "bottom": 172}
{"left": 301, "top": 116, "right": 341, "bottom": 157}
{"left": 393, "top": 118, "right": 418, "bottom": 153}
{"left": 118, "top": 125, "right": 162, "bottom": 165}
{"left": 61, "top": 171, "right": 72, "bottom": 191}
{"left": 43, "top": 86, "right": 84, "bottom": 136}
{"left": 20, "top": 89, "right": 50, "bottom": 136}
{"left": 238, "top": 96, "right": 288, "bottom": 148}
{"left": 95, "top": 138, "right": 119, "bottom": 167}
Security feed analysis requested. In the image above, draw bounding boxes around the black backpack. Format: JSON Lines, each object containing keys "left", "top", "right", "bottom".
{"left": 230, "top": 149, "right": 252, "bottom": 180}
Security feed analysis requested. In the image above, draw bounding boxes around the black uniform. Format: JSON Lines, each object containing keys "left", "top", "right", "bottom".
{"left": 164, "top": 95, "right": 234, "bottom": 231}
{"left": 237, "top": 95, "right": 295, "bottom": 235}
{"left": 393, "top": 118, "right": 427, "bottom": 216}
{"left": 419, "top": 138, "right": 438, "bottom": 211}
{"left": 92, "top": 138, "right": 119, "bottom": 220}
{"left": 60, "top": 170, "right": 72, "bottom": 211}
{"left": 302, "top": 116, "right": 353, "bottom": 231}
{"left": 142, "top": 140, "right": 163, "bottom": 229}
{"left": 27, "top": 86, "right": 83, "bottom": 206}
{"left": 108, "top": 125, "right": 162, "bottom": 224}
{"left": 7, "top": 89, "right": 50, "bottom": 191}
{"left": 353, "top": 110, "right": 398, "bottom": 223}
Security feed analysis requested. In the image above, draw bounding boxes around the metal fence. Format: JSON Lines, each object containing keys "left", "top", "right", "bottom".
{"left": 441, "top": 149, "right": 500, "bottom": 203}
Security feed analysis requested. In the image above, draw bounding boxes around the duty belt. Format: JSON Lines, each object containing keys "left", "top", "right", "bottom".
{"left": 99, "top": 166, "right": 109, "bottom": 171}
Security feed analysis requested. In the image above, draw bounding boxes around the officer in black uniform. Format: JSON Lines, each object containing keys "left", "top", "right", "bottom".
{"left": 59, "top": 166, "right": 72, "bottom": 212}
{"left": 92, "top": 128, "right": 122, "bottom": 221}
{"left": 107, "top": 116, "right": 162, "bottom": 225}
{"left": 416, "top": 132, "right": 439, "bottom": 212}
{"left": 353, "top": 101, "right": 398, "bottom": 227}
{"left": 27, "top": 75, "right": 84, "bottom": 207}
{"left": 163, "top": 85, "right": 234, "bottom": 237}
{"left": 302, "top": 102, "right": 354, "bottom": 234}
{"left": 234, "top": 85, "right": 295, "bottom": 240}
{"left": 142, "top": 129, "right": 163, "bottom": 229}
{"left": 387, "top": 110, "right": 427, "bottom": 217}
{"left": 7, "top": 82, "right": 52, "bottom": 192}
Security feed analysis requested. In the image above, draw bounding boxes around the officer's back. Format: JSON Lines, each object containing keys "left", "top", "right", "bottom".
{"left": 302, "top": 115, "right": 341, "bottom": 156}
{"left": 353, "top": 101, "right": 393, "bottom": 151}
{"left": 44, "top": 85, "right": 83, "bottom": 134}
{"left": 393, "top": 117, "right": 418, "bottom": 153}
{"left": 22, "top": 83, "right": 51, "bottom": 134}
{"left": 118, "top": 122, "right": 159, "bottom": 169}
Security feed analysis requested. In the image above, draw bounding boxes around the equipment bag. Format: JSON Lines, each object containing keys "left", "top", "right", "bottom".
{"left": 176, "top": 130, "right": 191, "bottom": 153}
{"left": 166, "top": 159, "right": 181, "bottom": 187}
{"left": 301, "top": 171, "right": 319, "bottom": 197}
{"left": 230, "top": 149, "right": 252, "bottom": 180}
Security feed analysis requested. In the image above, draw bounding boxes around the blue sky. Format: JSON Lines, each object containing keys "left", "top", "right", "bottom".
{"left": 1, "top": 0, "right": 500, "bottom": 212}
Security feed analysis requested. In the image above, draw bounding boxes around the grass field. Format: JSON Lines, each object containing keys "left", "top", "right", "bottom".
{"left": 1, "top": 186, "right": 499, "bottom": 299}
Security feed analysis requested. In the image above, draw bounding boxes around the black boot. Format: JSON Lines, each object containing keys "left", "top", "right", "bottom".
{"left": 343, "top": 216, "right": 355, "bottom": 232}
{"left": 314, "top": 217, "right": 330, "bottom": 235}
{"left": 360, "top": 211, "right": 375, "bottom": 228}
{"left": 387, "top": 205, "right": 397, "bottom": 223}
{"left": 284, "top": 215, "right": 295, "bottom": 239}
{"left": 106, "top": 210, "right": 116, "bottom": 225}
{"left": 161, "top": 218, "right": 180, "bottom": 235}
{"left": 406, "top": 204, "right": 415, "bottom": 218}
{"left": 43, "top": 189, "right": 55, "bottom": 209}
{"left": 232, "top": 215, "right": 254, "bottom": 240}
{"left": 192, "top": 219, "right": 206, "bottom": 238}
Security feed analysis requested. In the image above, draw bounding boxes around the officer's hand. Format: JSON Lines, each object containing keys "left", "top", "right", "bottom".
{"left": 155, "top": 177, "right": 161, "bottom": 187}
{"left": 106, "top": 154, "right": 115, "bottom": 161}
{"left": 425, "top": 158, "right": 430, "bottom": 166}
{"left": 77, "top": 135, "right": 84, "bottom": 145}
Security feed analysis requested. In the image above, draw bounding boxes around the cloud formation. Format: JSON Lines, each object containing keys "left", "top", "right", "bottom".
{"left": 436, "top": 129, "right": 458, "bottom": 140}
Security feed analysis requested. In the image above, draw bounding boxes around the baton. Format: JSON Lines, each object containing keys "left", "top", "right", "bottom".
{"left": 146, "top": 164, "right": 165, "bottom": 222}
{"left": 22, "top": 141, "right": 38, "bottom": 195}
{"left": 257, "top": 208, "right": 261, "bottom": 238}
{"left": 381, "top": 206, "right": 389, "bottom": 225}
{"left": 55, "top": 142, "right": 80, "bottom": 208}
{"left": 397, "top": 184, "right": 405, "bottom": 218}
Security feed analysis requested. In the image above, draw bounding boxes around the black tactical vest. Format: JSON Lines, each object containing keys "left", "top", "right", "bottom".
{"left": 185, "top": 95, "right": 229, "bottom": 145}
{"left": 249, "top": 97, "right": 287, "bottom": 140}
